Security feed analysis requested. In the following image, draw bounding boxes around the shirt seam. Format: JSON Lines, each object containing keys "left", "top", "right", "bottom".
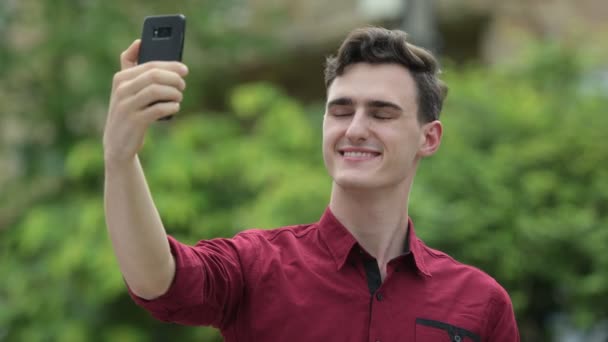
{"left": 422, "top": 244, "right": 488, "bottom": 274}
{"left": 262, "top": 223, "right": 318, "bottom": 242}
{"left": 220, "top": 236, "right": 249, "bottom": 336}
{"left": 482, "top": 282, "right": 502, "bottom": 338}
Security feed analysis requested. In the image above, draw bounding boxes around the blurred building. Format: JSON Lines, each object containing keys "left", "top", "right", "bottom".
{"left": 238, "top": 0, "right": 608, "bottom": 102}
{"left": 246, "top": 0, "right": 608, "bottom": 64}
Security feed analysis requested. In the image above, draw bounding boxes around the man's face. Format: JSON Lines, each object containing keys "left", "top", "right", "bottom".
{"left": 323, "top": 63, "right": 440, "bottom": 190}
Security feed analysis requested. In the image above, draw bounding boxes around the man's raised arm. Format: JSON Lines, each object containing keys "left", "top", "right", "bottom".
{"left": 103, "top": 40, "right": 188, "bottom": 300}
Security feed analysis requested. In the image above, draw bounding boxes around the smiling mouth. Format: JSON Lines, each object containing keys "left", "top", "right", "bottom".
{"left": 338, "top": 150, "right": 382, "bottom": 161}
{"left": 341, "top": 151, "right": 380, "bottom": 158}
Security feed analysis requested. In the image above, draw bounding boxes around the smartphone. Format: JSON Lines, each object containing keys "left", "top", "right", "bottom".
{"left": 138, "top": 14, "right": 186, "bottom": 120}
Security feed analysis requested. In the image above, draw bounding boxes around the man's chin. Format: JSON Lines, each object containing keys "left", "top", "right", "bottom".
{"left": 332, "top": 175, "right": 380, "bottom": 190}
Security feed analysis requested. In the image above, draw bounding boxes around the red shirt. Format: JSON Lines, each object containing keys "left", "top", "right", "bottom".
{"left": 129, "top": 208, "right": 519, "bottom": 341}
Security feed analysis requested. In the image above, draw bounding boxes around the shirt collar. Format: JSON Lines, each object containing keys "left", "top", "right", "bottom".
{"left": 317, "top": 207, "right": 431, "bottom": 277}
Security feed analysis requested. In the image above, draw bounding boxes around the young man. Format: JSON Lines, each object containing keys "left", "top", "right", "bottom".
{"left": 104, "top": 27, "right": 519, "bottom": 341}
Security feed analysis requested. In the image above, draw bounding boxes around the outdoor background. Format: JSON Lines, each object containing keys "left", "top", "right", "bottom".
{"left": 1, "top": 0, "right": 607, "bottom": 341}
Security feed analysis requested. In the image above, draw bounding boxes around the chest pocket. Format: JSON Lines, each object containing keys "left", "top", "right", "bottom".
{"left": 415, "top": 318, "right": 480, "bottom": 342}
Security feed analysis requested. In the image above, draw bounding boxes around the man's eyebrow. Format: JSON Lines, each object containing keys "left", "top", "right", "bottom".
{"left": 326, "top": 97, "right": 353, "bottom": 108}
{"left": 367, "top": 100, "right": 403, "bottom": 112}
{"left": 326, "top": 97, "right": 403, "bottom": 112}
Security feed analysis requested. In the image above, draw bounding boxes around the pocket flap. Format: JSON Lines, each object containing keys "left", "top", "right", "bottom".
{"left": 416, "top": 318, "right": 480, "bottom": 342}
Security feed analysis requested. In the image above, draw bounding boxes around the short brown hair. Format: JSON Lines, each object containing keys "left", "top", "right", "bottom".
{"left": 324, "top": 27, "right": 448, "bottom": 123}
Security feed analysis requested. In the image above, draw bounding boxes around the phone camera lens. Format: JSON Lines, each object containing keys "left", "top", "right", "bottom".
{"left": 153, "top": 26, "right": 172, "bottom": 38}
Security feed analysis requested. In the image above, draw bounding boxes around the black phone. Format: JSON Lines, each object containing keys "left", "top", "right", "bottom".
{"left": 138, "top": 14, "right": 186, "bottom": 120}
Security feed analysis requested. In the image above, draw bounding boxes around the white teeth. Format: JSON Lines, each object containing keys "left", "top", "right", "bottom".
{"left": 343, "top": 151, "right": 376, "bottom": 158}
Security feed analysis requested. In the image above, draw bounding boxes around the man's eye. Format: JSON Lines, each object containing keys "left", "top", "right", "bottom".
{"left": 332, "top": 111, "right": 353, "bottom": 117}
{"left": 373, "top": 112, "right": 392, "bottom": 120}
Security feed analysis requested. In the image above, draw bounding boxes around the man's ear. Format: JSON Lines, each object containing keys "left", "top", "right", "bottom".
{"left": 418, "top": 120, "right": 442, "bottom": 157}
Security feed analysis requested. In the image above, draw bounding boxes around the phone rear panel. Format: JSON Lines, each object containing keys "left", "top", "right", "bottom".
{"left": 138, "top": 15, "right": 185, "bottom": 64}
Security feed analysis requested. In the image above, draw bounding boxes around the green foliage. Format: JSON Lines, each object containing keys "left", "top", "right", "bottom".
{"left": 1, "top": 78, "right": 326, "bottom": 340}
{"left": 1, "top": 1, "right": 607, "bottom": 341}
{"left": 411, "top": 51, "right": 608, "bottom": 339}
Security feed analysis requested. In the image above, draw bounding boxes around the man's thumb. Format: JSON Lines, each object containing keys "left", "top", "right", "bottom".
{"left": 120, "top": 39, "right": 141, "bottom": 70}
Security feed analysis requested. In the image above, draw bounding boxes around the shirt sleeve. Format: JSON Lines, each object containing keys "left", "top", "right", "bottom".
{"left": 127, "top": 234, "right": 254, "bottom": 328}
{"left": 484, "top": 283, "right": 520, "bottom": 342}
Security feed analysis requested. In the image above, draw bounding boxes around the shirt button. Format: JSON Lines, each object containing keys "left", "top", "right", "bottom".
{"left": 454, "top": 335, "right": 462, "bottom": 342}
{"left": 376, "top": 292, "right": 384, "bottom": 301}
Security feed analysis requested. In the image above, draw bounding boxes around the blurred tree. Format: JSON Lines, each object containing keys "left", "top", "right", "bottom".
{"left": 411, "top": 45, "right": 608, "bottom": 341}
{"left": 0, "top": 1, "right": 288, "bottom": 341}
{"left": 0, "top": 0, "right": 281, "bottom": 232}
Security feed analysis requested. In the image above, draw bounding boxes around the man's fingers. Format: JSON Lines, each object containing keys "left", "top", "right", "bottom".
{"left": 129, "top": 84, "right": 183, "bottom": 110}
{"left": 139, "top": 101, "right": 181, "bottom": 122}
{"left": 119, "top": 69, "right": 186, "bottom": 99}
{"left": 113, "top": 61, "right": 188, "bottom": 90}
{"left": 120, "top": 39, "right": 141, "bottom": 70}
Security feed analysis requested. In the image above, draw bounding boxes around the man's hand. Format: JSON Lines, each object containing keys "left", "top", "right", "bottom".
{"left": 103, "top": 39, "right": 189, "bottom": 167}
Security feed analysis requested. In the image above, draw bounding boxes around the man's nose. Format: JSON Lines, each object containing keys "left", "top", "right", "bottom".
{"left": 345, "top": 111, "right": 370, "bottom": 142}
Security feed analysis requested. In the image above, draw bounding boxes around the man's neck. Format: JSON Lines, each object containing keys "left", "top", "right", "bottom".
{"left": 329, "top": 181, "right": 411, "bottom": 277}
